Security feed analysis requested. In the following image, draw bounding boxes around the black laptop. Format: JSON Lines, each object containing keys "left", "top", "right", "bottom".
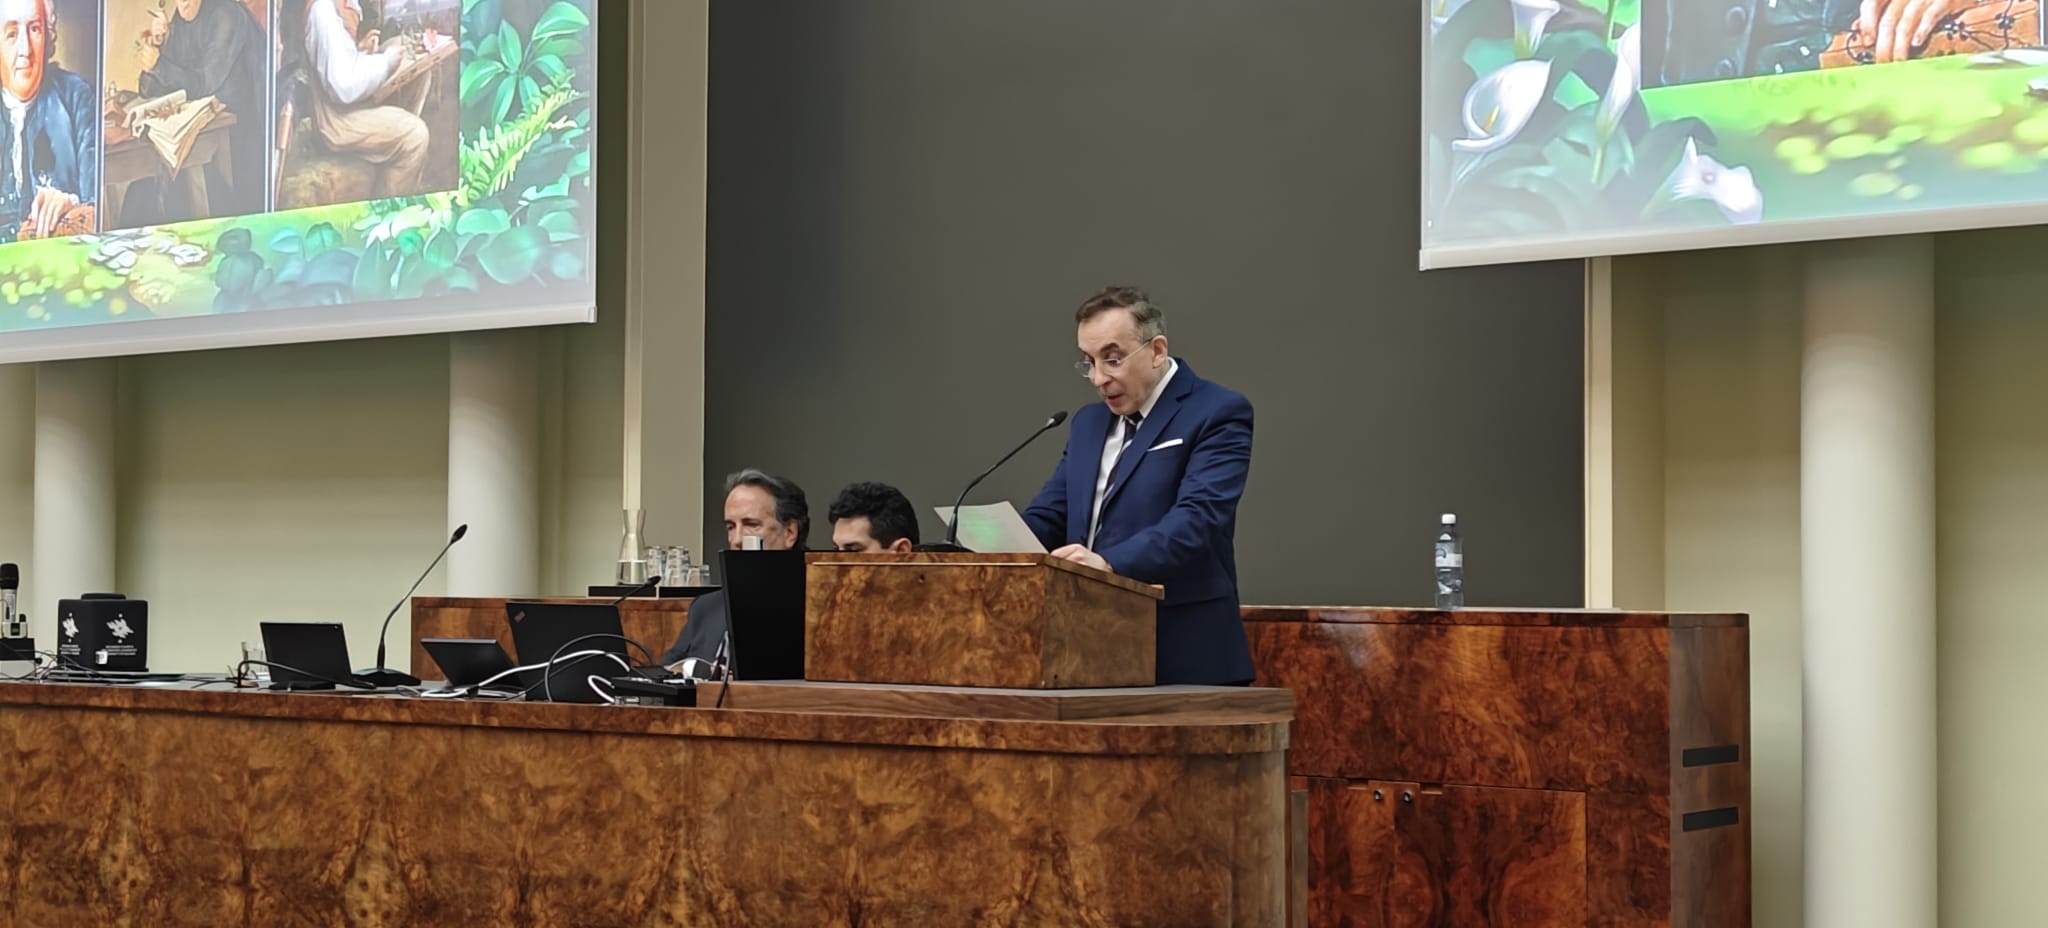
{"left": 719, "top": 549, "right": 807, "bottom": 681}
{"left": 257, "top": 622, "right": 362, "bottom": 691}
{"left": 504, "top": 602, "right": 631, "bottom": 702}
{"left": 421, "top": 637, "right": 521, "bottom": 692}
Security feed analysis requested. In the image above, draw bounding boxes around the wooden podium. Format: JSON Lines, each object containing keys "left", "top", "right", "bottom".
{"left": 804, "top": 552, "right": 1163, "bottom": 688}
{"left": 1246, "top": 607, "right": 1750, "bottom": 928}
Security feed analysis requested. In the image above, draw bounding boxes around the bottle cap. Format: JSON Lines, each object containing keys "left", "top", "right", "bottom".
{"left": 1441, "top": 513, "right": 1456, "bottom": 524}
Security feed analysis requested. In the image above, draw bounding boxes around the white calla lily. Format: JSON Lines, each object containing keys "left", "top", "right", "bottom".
{"left": 1510, "top": 0, "right": 1561, "bottom": 57}
{"left": 1659, "top": 138, "right": 1764, "bottom": 224}
{"left": 1452, "top": 59, "right": 1553, "bottom": 156}
{"left": 1430, "top": 0, "right": 1475, "bottom": 35}
{"left": 1595, "top": 25, "right": 1641, "bottom": 143}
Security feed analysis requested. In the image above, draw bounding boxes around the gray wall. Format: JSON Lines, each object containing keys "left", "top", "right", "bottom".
{"left": 701, "top": 0, "right": 1584, "bottom": 607}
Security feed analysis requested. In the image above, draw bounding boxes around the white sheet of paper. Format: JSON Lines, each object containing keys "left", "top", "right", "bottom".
{"left": 935, "top": 502, "right": 1047, "bottom": 554}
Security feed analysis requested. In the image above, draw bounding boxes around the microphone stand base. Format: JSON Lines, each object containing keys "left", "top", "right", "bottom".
{"left": 354, "top": 667, "right": 421, "bottom": 687}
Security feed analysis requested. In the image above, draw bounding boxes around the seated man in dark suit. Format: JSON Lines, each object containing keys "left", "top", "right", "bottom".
{"left": 1024, "top": 285, "right": 1256, "bottom": 686}
{"left": 828, "top": 481, "right": 920, "bottom": 553}
{"left": 657, "top": 468, "right": 809, "bottom": 675}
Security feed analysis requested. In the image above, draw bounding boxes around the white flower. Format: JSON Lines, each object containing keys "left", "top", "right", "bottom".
{"left": 1595, "top": 24, "right": 1641, "bottom": 144}
{"left": 1430, "top": 0, "right": 1475, "bottom": 35}
{"left": 1510, "top": 0, "right": 1561, "bottom": 57}
{"left": 1660, "top": 138, "right": 1763, "bottom": 224}
{"left": 1452, "top": 59, "right": 1554, "bottom": 155}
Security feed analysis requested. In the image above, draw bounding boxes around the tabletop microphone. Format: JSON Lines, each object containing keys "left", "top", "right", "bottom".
{"left": 356, "top": 524, "right": 468, "bottom": 687}
{"left": 607, "top": 572, "right": 663, "bottom": 609}
{"left": 946, "top": 410, "right": 1068, "bottom": 547}
{"left": 1, "top": 562, "right": 20, "bottom": 639}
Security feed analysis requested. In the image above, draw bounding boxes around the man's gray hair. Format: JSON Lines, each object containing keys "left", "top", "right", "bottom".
{"left": 1075, "top": 285, "right": 1167, "bottom": 343}
{"left": 725, "top": 467, "right": 810, "bottom": 547}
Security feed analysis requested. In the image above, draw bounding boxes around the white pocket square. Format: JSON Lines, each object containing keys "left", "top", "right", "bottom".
{"left": 1147, "top": 438, "right": 1185, "bottom": 452}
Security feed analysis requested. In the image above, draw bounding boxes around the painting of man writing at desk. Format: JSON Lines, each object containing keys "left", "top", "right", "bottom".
{"left": 276, "top": 0, "right": 458, "bottom": 209}
{"left": 0, "top": 0, "right": 98, "bottom": 243}
{"left": 103, "top": 0, "right": 270, "bottom": 227}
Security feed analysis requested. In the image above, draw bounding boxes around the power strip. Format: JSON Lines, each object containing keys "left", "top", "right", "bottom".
{"left": 608, "top": 676, "right": 696, "bottom": 707}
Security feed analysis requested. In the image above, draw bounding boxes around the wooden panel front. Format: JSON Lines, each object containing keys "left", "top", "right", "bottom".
{"left": 0, "top": 684, "right": 1289, "bottom": 927}
{"left": 805, "top": 553, "right": 1156, "bottom": 688}
{"left": 407, "top": 596, "right": 692, "bottom": 678}
{"left": 1248, "top": 607, "right": 1751, "bottom": 928}
{"left": 715, "top": 679, "right": 1291, "bottom": 721}
{"left": 1250, "top": 620, "right": 1672, "bottom": 792}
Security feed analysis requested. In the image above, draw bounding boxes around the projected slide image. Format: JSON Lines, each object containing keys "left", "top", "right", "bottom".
{"left": 0, "top": 0, "right": 592, "bottom": 333}
{"left": 104, "top": 0, "right": 271, "bottom": 228}
{"left": 0, "top": 0, "right": 102, "bottom": 244}
{"left": 1423, "top": 0, "right": 2048, "bottom": 262}
{"left": 275, "top": 0, "right": 460, "bottom": 211}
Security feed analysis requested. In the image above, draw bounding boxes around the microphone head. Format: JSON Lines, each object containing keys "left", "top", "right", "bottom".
{"left": 1047, "top": 410, "right": 1069, "bottom": 427}
{"left": 0, "top": 562, "right": 16, "bottom": 589}
{"left": 451, "top": 524, "right": 469, "bottom": 543}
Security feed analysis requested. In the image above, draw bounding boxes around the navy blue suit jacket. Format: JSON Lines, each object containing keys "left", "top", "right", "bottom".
{"left": 1023, "top": 359, "right": 1255, "bottom": 685}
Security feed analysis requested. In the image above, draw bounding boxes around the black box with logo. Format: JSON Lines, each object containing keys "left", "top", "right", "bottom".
{"left": 57, "top": 596, "right": 149, "bottom": 672}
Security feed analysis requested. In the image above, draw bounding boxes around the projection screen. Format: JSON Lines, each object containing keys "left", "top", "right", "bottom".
{"left": 0, "top": 0, "right": 597, "bottom": 363}
{"left": 1422, "top": 0, "right": 2048, "bottom": 268}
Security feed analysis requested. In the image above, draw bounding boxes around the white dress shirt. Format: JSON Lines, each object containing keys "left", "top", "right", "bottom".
{"left": 1088, "top": 358, "right": 1178, "bottom": 547}
{"left": 307, "top": 0, "right": 393, "bottom": 105}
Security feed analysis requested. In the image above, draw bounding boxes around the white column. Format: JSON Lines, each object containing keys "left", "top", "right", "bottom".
{"left": 447, "top": 330, "right": 540, "bottom": 597}
{"left": 1801, "top": 235, "right": 1937, "bottom": 928}
{"left": 31, "top": 360, "right": 117, "bottom": 641}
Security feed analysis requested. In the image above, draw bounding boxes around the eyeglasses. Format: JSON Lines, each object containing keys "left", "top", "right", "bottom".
{"left": 1074, "top": 338, "right": 1158, "bottom": 379}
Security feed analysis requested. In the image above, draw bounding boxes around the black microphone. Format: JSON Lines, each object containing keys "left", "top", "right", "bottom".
{"left": 1, "top": 562, "right": 19, "bottom": 639}
{"left": 607, "top": 572, "right": 663, "bottom": 609}
{"left": 356, "top": 524, "right": 468, "bottom": 687}
{"left": 946, "top": 410, "right": 1069, "bottom": 547}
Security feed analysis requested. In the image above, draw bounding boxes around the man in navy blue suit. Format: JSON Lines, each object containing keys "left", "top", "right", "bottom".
{"left": 1023, "top": 286, "right": 1255, "bottom": 686}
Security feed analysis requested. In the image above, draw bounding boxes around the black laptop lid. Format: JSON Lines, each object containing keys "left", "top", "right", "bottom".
{"left": 258, "top": 622, "right": 354, "bottom": 688}
{"left": 504, "top": 602, "right": 628, "bottom": 702}
{"left": 421, "top": 637, "right": 518, "bottom": 689}
{"left": 719, "top": 549, "right": 806, "bottom": 681}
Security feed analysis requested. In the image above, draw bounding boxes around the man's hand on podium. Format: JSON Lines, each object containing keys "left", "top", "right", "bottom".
{"left": 1050, "top": 544, "right": 1112, "bottom": 574}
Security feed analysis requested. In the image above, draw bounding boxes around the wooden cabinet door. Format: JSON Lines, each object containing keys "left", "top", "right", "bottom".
{"left": 1307, "top": 778, "right": 1588, "bottom": 927}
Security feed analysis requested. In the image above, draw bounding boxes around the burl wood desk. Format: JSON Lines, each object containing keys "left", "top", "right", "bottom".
{"left": 0, "top": 679, "right": 1290, "bottom": 927}
{"left": 1246, "top": 607, "right": 1750, "bottom": 928}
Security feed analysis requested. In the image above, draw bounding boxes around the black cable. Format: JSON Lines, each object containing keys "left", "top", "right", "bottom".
{"left": 536, "top": 633, "right": 660, "bottom": 703}
{"left": 232, "top": 659, "right": 375, "bottom": 691}
{"left": 713, "top": 630, "right": 732, "bottom": 709}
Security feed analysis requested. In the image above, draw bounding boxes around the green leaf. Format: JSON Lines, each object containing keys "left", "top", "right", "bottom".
{"left": 395, "top": 228, "right": 427, "bottom": 257}
{"left": 215, "top": 227, "right": 253, "bottom": 256}
{"left": 267, "top": 228, "right": 301, "bottom": 254}
{"left": 462, "top": 0, "right": 484, "bottom": 11}
{"left": 303, "top": 222, "right": 342, "bottom": 260}
{"left": 424, "top": 228, "right": 458, "bottom": 269}
{"left": 519, "top": 75, "right": 542, "bottom": 110}
{"left": 538, "top": 209, "right": 580, "bottom": 242}
{"left": 353, "top": 244, "right": 395, "bottom": 299}
{"left": 476, "top": 32, "right": 501, "bottom": 65}
{"left": 476, "top": 225, "right": 550, "bottom": 284}
{"left": 491, "top": 80, "right": 517, "bottom": 125}
{"left": 461, "top": 59, "right": 508, "bottom": 100}
{"left": 566, "top": 149, "right": 590, "bottom": 178}
{"left": 497, "top": 22, "right": 523, "bottom": 72}
{"left": 532, "top": 1, "right": 591, "bottom": 42}
{"left": 532, "top": 37, "right": 584, "bottom": 61}
{"left": 532, "top": 54, "right": 569, "bottom": 86}
{"left": 455, "top": 206, "right": 512, "bottom": 236}
{"left": 547, "top": 244, "right": 585, "bottom": 280}
{"left": 213, "top": 251, "right": 263, "bottom": 291}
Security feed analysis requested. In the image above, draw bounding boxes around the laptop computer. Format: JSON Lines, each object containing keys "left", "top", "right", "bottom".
{"left": 258, "top": 621, "right": 362, "bottom": 691}
{"left": 719, "top": 549, "right": 807, "bottom": 681}
{"left": 504, "top": 602, "right": 632, "bottom": 703}
{"left": 421, "top": 637, "right": 521, "bottom": 692}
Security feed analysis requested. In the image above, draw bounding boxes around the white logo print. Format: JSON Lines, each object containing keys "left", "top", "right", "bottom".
{"left": 107, "top": 619, "right": 134, "bottom": 640}
{"left": 61, "top": 617, "right": 78, "bottom": 639}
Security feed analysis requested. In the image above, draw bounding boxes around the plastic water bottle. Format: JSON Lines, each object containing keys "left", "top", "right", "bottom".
{"left": 1434, "top": 513, "right": 1464, "bottom": 609}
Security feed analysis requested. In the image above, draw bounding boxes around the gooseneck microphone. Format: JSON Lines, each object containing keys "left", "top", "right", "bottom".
{"left": 356, "top": 524, "right": 469, "bottom": 687}
{"left": 607, "top": 572, "right": 663, "bottom": 609}
{"left": 946, "top": 410, "right": 1069, "bottom": 547}
{"left": 1, "top": 562, "right": 20, "bottom": 639}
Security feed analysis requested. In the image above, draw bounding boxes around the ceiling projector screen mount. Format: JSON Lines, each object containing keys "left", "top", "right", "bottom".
{"left": 0, "top": 0, "right": 599, "bottom": 363}
{"left": 1421, "top": 0, "right": 2048, "bottom": 269}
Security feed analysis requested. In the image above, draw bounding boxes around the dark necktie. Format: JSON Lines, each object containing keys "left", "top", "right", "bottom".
{"left": 1119, "top": 413, "right": 1143, "bottom": 452}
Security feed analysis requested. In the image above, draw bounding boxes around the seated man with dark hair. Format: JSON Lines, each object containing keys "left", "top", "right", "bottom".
{"left": 828, "top": 481, "right": 920, "bottom": 554}
{"left": 657, "top": 467, "right": 809, "bottom": 674}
